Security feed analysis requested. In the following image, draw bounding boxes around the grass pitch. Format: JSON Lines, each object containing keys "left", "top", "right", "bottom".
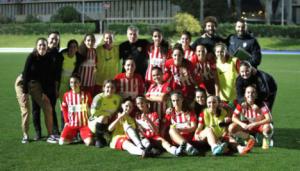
{"left": 0, "top": 53, "right": 300, "bottom": 170}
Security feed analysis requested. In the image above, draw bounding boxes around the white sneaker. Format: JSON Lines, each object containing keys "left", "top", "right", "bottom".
{"left": 47, "top": 135, "right": 58, "bottom": 144}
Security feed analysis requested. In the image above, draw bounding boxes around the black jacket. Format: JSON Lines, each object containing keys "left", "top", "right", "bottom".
{"left": 119, "top": 39, "right": 149, "bottom": 78}
{"left": 227, "top": 33, "right": 262, "bottom": 68}
{"left": 191, "top": 35, "right": 225, "bottom": 53}
{"left": 22, "top": 52, "right": 56, "bottom": 94}
{"left": 236, "top": 70, "right": 277, "bottom": 106}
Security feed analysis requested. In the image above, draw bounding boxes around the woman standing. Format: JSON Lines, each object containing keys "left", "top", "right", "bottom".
{"left": 22, "top": 37, "right": 56, "bottom": 143}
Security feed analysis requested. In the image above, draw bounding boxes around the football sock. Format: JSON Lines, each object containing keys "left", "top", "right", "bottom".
{"left": 211, "top": 144, "right": 218, "bottom": 152}
{"left": 168, "top": 146, "right": 177, "bottom": 155}
{"left": 122, "top": 140, "right": 144, "bottom": 155}
{"left": 124, "top": 125, "right": 144, "bottom": 149}
{"left": 185, "top": 143, "right": 193, "bottom": 151}
{"left": 237, "top": 145, "right": 245, "bottom": 153}
{"left": 141, "top": 138, "right": 151, "bottom": 149}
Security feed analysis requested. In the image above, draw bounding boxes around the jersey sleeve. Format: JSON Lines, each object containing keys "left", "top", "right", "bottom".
{"left": 233, "top": 104, "right": 242, "bottom": 117}
{"left": 151, "top": 112, "right": 160, "bottom": 127}
{"left": 61, "top": 93, "right": 69, "bottom": 123}
{"left": 198, "top": 112, "right": 205, "bottom": 125}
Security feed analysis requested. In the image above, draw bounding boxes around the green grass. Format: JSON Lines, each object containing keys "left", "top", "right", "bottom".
{"left": 1, "top": 34, "right": 300, "bottom": 50}
{"left": 1, "top": 53, "right": 300, "bottom": 170}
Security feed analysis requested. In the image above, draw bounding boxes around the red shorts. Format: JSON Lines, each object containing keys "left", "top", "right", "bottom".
{"left": 61, "top": 125, "right": 92, "bottom": 141}
{"left": 114, "top": 136, "right": 129, "bottom": 150}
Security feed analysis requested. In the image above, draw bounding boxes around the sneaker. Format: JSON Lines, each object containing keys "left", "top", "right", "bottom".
{"left": 241, "top": 138, "right": 256, "bottom": 155}
{"left": 212, "top": 145, "right": 223, "bottom": 156}
{"left": 262, "top": 137, "right": 271, "bottom": 150}
{"left": 95, "top": 138, "right": 106, "bottom": 148}
{"left": 186, "top": 146, "right": 200, "bottom": 156}
{"left": 175, "top": 143, "right": 186, "bottom": 156}
{"left": 47, "top": 135, "right": 58, "bottom": 144}
{"left": 219, "top": 142, "right": 228, "bottom": 153}
{"left": 150, "top": 148, "right": 162, "bottom": 156}
{"left": 33, "top": 134, "right": 42, "bottom": 141}
{"left": 141, "top": 150, "right": 151, "bottom": 159}
{"left": 21, "top": 137, "right": 29, "bottom": 144}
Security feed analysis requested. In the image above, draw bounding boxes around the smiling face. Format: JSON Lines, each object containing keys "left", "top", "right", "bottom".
{"left": 214, "top": 45, "right": 226, "bottom": 59}
{"left": 136, "top": 97, "right": 148, "bottom": 112}
{"left": 204, "top": 22, "right": 216, "bottom": 36}
{"left": 206, "top": 96, "right": 218, "bottom": 112}
{"left": 124, "top": 59, "right": 136, "bottom": 76}
{"left": 171, "top": 93, "right": 183, "bottom": 111}
{"left": 195, "top": 91, "right": 206, "bottom": 106}
{"left": 103, "top": 33, "right": 113, "bottom": 45}
{"left": 36, "top": 39, "right": 48, "bottom": 56}
{"left": 180, "top": 34, "right": 191, "bottom": 48}
{"left": 235, "top": 21, "right": 247, "bottom": 37}
{"left": 69, "top": 77, "right": 80, "bottom": 93}
{"left": 152, "top": 31, "right": 162, "bottom": 46}
{"left": 47, "top": 33, "right": 59, "bottom": 49}
{"left": 127, "top": 29, "right": 138, "bottom": 43}
{"left": 244, "top": 86, "right": 257, "bottom": 104}
{"left": 239, "top": 65, "right": 252, "bottom": 79}
{"left": 172, "top": 49, "right": 183, "bottom": 66}
{"left": 195, "top": 45, "right": 207, "bottom": 61}
{"left": 103, "top": 82, "right": 115, "bottom": 97}
{"left": 151, "top": 68, "right": 163, "bottom": 84}
{"left": 68, "top": 42, "right": 78, "bottom": 56}
{"left": 122, "top": 100, "right": 133, "bottom": 114}
{"left": 84, "top": 35, "right": 95, "bottom": 48}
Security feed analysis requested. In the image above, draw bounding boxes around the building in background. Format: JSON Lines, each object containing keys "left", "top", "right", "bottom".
{"left": 0, "top": 0, "right": 180, "bottom": 24}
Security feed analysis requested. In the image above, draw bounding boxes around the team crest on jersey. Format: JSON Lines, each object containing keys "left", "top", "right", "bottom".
{"left": 113, "top": 100, "right": 117, "bottom": 105}
{"left": 137, "top": 47, "right": 142, "bottom": 52}
{"left": 105, "top": 56, "right": 112, "bottom": 61}
{"left": 243, "top": 42, "right": 247, "bottom": 48}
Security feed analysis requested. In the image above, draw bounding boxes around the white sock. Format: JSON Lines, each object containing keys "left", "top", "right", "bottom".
{"left": 211, "top": 144, "right": 217, "bottom": 152}
{"left": 185, "top": 143, "right": 193, "bottom": 151}
{"left": 237, "top": 145, "right": 245, "bottom": 154}
{"left": 167, "top": 146, "right": 177, "bottom": 155}
{"left": 125, "top": 126, "right": 143, "bottom": 149}
{"left": 141, "top": 138, "right": 151, "bottom": 149}
{"left": 122, "top": 140, "right": 144, "bottom": 155}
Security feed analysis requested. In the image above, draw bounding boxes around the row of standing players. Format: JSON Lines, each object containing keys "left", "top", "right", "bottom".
{"left": 15, "top": 16, "right": 277, "bottom": 157}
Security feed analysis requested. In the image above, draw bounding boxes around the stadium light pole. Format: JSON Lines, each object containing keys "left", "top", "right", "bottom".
{"left": 82, "top": 0, "right": 85, "bottom": 24}
{"left": 199, "top": 0, "right": 204, "bottom": 22}
{"left": 281, "top": 0, "right": 284, "bottom": 26}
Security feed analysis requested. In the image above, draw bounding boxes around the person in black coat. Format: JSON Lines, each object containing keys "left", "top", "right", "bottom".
{"left": 191, "top": 16, "right": 225, "bottom": 63}
{"left": 22, "top": 37, "right": 56, "bottom": 143}
{"left": 119, "top": 26, "right": 149, "bottom": 78}
{"left": 227, "top": 19, "right": 262, "bottom": 68}
{"left": 236, "top": 61, "right": 277, "bottom": 111}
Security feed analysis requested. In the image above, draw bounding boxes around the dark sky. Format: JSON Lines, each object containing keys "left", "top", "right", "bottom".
{"left": 242, "top": 0, "right": 264, "bottom": 12}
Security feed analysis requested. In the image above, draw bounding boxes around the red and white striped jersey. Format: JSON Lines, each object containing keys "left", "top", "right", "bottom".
{"left": 191, "top": 55, "right": 217, "bottom": 94}
{"left": 164, "top": 59, "right": 195, "bottom": 87}
{"left": 114, "top": 73, "right": 145, "bottom": 99}
{"left": 145, "top": 45, "right": 171, "bottom": 82}
{"left": 145, "top": 82, "right": 172, "bottom": 117}
{"left": 79, "top": 48, "right": 97, "bottom": 87}
{"left": 61, "top": 90, "right": 92, "bottom": 127}
{"left": 135, "top": 112, "right": 159, "bottom": 138}
{"left": 164, "top": 109, "right": 197, "bottom": 134}
{"left": 184, "top": 47, "right": 194, "bottom": 62}
{"left": 233, "top": 103, "right": 271, "bottom": 123}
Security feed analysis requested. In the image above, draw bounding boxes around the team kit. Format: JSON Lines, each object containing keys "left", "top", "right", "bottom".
{"left": 15, "top": 16, "right": 277, "bottom": 158}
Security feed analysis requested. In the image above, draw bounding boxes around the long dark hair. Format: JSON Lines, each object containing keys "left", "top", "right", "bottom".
{"left": 151, "top": 28, "right": 170, "bottom": 55}
{"left": 32, "top": 37, "right": 48, "bottom": 56}
{"left": 78, "top": 33, "right": 95, "bottom": 60}
{"left": 48, "top": 31, "right": 60, "bottom": 51}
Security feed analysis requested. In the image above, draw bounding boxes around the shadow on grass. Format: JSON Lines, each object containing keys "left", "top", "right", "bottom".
{"left": 274, "top": 128, "right": 300, "bottom": 150}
